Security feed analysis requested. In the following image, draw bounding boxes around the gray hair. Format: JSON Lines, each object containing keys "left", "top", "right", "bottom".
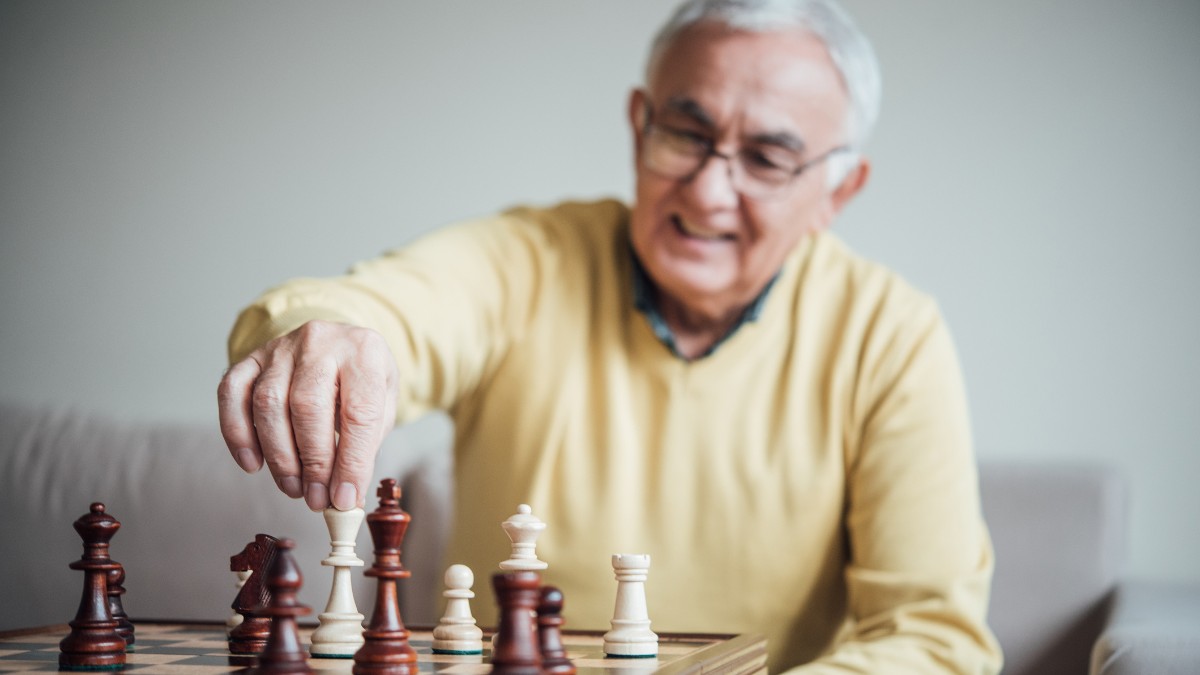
{"left": 645, "top": 0, "right": 881, "bottom": 188}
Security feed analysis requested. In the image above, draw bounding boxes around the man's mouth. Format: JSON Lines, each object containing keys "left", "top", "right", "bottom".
{"left": 671, "top": 215, "right": 733, "bottom": 241}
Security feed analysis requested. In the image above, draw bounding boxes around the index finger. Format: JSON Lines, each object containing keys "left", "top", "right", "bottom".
{"left": 217, "top": 356, "right": 264, "bottom": 473}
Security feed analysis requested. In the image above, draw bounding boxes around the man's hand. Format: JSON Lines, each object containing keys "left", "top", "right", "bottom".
{"left": 217, "top": 320, "right": 399, "bottom": 511}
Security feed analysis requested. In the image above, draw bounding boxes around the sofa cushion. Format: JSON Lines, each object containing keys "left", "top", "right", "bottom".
{"left": 981, "top": 461, "right": 1125, "bottom": 675}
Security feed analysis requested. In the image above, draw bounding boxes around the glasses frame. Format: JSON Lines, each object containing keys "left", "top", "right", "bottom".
{"left": 639, "top": 99, "right": 852, "bottom": 200}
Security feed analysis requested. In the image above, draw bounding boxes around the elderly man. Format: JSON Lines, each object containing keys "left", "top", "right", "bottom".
{"left": 218, "top": 0, "right": 1001, "bottom": 672}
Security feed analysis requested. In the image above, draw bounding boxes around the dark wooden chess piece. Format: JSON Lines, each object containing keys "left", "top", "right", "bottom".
{"left": 107, "top": 565, "right": 135, "bottom": 650}
{"left": 58, "top": 502, "right": 127, "bottom": 671}
{"left": 253, "top": 538, "right": 314, "bottom": 675}
{"left": 352, "top": 479, "right": 418, "bottom": 675}
{"left": 537, "top": 586, "right": 575, "bottom": 675}
{"left": 490, "top": 571, "right": 543, "bottom": 675}
{"left": 229, "top": 533, "right": 280, "bottom": 655}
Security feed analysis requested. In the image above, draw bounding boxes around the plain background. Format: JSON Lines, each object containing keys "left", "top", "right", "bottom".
{"left": 2, "top": 1, "right": 1197, "bottom": 588}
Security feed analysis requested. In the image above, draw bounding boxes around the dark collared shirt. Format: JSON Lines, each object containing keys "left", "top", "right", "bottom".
{"left": 630, "top": 250, "right": 776, "bottom": 360}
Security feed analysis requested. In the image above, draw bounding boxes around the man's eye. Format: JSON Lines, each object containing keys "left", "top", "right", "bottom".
{"left": 662, "top": 127, "right": 711, "bottom": 149}
{"left": 743, "top": 148, "right": 798, "bottom": 173}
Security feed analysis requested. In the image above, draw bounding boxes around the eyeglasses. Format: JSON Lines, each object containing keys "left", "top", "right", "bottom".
{"left": 640, "top": 103, "right": 851, "bottom": 200}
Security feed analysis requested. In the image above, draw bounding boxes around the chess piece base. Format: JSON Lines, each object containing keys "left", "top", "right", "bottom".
{"left": 59, "top": 624, "right": 127, "bottom": 670}
{"left": 309, "top": 610, "right": 365, "bottom": 658}
{"left": 352, "top": 631, "right": 418, "bottom": 675}
{"left": 229, "top": 614, "right": 272, "bottom": 654}
{"left": 603, "top": 631, "right": 659, "bottom": 658}
{"left": 310, "top": 645, "right": 362, "bottom": 659}
{"left": 432, "top": 624, "right": 482, "bottom": 655}
{"left": 431, "top": 638, "right": 483, "bottom": 655}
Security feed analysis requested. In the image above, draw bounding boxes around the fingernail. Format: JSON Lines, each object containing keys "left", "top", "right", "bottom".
{"left": 235, "top": 448, "right": 261, "bottom": 473}
{"left": 279, "top": 476, "right": 303, "bottom": 499}
{"left": 332, "top": 482, "right": 357, "bottom": 511}
{"left": 305, "top": 482, "right": 329, "bottom": 511}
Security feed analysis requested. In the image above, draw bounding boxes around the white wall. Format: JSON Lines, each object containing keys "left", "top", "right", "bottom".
{"left": 2, "top": 1, "right": 1197, "bottom": 585}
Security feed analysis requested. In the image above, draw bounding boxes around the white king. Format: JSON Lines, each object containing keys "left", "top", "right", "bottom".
{"left": 309, "top": 506, "right": 366, "bottom": 657}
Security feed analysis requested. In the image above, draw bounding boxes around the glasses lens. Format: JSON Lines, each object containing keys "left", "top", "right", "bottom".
{"left": 643, "top": 127, "right": 705, "bottom": 179}
{"left": 739, "top": 150, "right": 802, "bottom": 192}
{"left": 642, "top": 125, "right": 838, "bottom": 200}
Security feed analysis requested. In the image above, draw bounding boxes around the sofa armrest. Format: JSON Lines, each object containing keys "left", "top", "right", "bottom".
{"left": 1090, "top": 580, "right": 1200, "bottom": 675}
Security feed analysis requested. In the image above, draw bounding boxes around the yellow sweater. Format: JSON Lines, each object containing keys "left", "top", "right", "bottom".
{"left": 229, "top": 199, "right": 1001, "bottom": 674}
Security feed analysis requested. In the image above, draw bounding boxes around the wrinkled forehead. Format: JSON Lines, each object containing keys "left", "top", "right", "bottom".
{"left": 646, "top": 22, "right": 848, "bottom": 138}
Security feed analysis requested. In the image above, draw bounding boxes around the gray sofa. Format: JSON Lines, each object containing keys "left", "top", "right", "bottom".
{"left": 2, "top": 401, "right": 1197, "bottom": 674}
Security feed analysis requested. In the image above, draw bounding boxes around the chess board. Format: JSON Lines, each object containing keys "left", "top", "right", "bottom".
{"left": 0, "top": 622, "right": 768, "bottom": 674}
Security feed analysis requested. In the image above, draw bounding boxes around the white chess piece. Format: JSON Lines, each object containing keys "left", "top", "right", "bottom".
{"left": 499, "top": 504, "right": 548, "bottom": 571}
{"left": 309, "top": 507, "right": 366, "bottom": 657}
{"left": 226, "top": 570, "right": 252, "bottom": 634}
{"left": 603, "top": 553, "right": 658, "bottom": 657}
{"left": 432, "top": 564, "right": 484, "bottom": 654}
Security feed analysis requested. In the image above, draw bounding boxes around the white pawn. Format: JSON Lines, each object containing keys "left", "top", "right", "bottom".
{"left": 499, "top": 504, "right": 548, "bottom": 571}
{"left": 603, "top": 553, "right": 658, "bottom": 658}
{"left": 309, "top": 506, "right": 366, "bottom": 658}
{"left": 432, "top": 564, "right": 484, "bottom": 655}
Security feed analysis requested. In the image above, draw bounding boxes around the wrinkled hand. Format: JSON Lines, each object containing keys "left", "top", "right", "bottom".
{"left": 217, "top": 320, "right": 399, "bottom": 511}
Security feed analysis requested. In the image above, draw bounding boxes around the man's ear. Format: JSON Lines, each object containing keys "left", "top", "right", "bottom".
{"left": 627, "top": 89, "right": 647, "bottom": 166}
{"left": 830, "top": 156, "right": 870, "bottom": 216}
{"left": 807, "top": 157, "right": 870, "bottom": 236}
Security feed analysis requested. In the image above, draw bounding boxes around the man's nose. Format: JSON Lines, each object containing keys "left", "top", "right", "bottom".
{"left": 682, "top": 152, "right": 740, "bottom": 209}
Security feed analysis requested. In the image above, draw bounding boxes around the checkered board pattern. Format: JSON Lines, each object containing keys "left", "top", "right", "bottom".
{"left": 0, "top": 622, "right": 768, "bottom": 674}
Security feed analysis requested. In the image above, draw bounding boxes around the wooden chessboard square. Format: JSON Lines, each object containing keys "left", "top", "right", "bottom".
{"left": 131, "top": 656, "right": 275, "bottom": 673}
{"left": 0, "top": 660, "right": 59, "bottom": 672}
{"left": 0, "top": 645, "right": 48, "bottom": 657}
{"left": 574, "top": 658, "right": 659, "bottom": 669}
{"left": 659, "top": 643, "right": 708, "bottom": 653}
{"left": 126, "top": 651, "right": 219, "bottom": 665}
{"left": 0, "top": 646, "right": 55, "bottom": 660}
{"left": 421, "top": 652, "right": 487, "bottom": 664}
{"left": 432, "top": 665, "right": 491, "bottom": 675}
{"left": 5, "top": 635, "right": 59, "bottom": 646}
{"left": 0, "top": 645, "right": 60, "bottom": 673}
{"left": 141, "top": 627, "right": 217, "bottom": 636}
{"left": 137, "top": 639, "right": 228, "bottom": 651}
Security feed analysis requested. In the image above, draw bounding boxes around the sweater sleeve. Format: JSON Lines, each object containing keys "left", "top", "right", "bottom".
{"left": 227, "top": 209, "right": 553, "bottom": 425}
{"left": 788, "top": 297, "right": 1003, "bottom": 674}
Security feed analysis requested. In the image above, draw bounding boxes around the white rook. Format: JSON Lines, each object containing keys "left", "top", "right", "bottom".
{"left": 309, "top": 506, "right": 366, "bottom": 657}
{"left": 603, "top": 553, "right": 658, "bottom": 658}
